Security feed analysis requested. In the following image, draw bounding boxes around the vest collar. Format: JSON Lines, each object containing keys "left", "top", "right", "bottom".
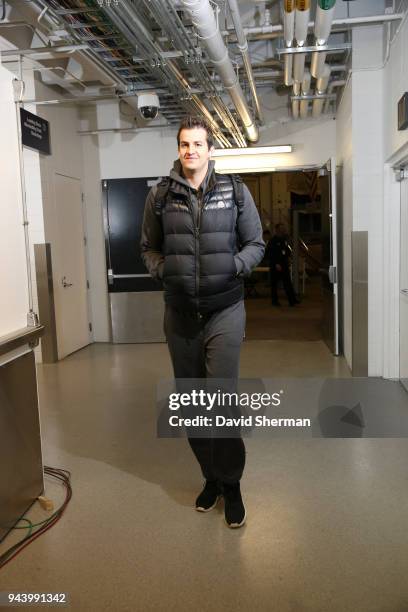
{"left": 170, "top": 159, "right": 217, "bottom": 195}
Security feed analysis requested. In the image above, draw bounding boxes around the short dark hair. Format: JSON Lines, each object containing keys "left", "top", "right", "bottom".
{"left": 177, "top": 116, "right": 214, "bottom": 149}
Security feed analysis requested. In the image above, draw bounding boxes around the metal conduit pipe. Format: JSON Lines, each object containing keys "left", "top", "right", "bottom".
{"left": 323, "top": 78, "right": 346, "bottom": 113}
{"left": 226, "top": 12, "right": 404, "bottom": 38}
{"left": 146, "top": 3, "right": 245, "bottom": 147}
{"left": 293, "top": 0, "right": 310, "bottom": 86}
{"left": 227, "top": 0, "right": 263, "bottom": 123}
{"left": 181, "top": 0, "right": 258, "bottom": 143}
{"left": 311, "top": 0, "right": 336, "bottom": 79}
{"left": 292, "top": 98, "right": 300, "bottom": 119}
{"left": 300, "top": 70, "right": 311, "bottom": 119}
{"left": 104, "top": 0, "right": 233, "bottom": 145}
{"left": 283, "top": 0, "right": 295, "bottom": 86}
{"left": 312, "top": 64, "right": 331, "bottom": 118}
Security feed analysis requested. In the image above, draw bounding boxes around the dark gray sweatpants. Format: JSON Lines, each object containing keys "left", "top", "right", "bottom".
{"left": 164, "top": 300, "right": 246, "bottom": 484}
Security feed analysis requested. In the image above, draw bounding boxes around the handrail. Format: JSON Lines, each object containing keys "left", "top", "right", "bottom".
{"left": 0, "top": 326, "right": 45, "bottom": 358}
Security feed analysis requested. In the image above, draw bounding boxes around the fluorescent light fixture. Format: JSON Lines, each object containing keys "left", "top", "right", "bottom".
{"left": 212, "top": 145, "right": 292, "bottom": 157}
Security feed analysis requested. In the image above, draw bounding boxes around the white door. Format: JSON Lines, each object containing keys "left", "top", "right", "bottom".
{"left": 400, "top": 173, "right": 408, "bottom": 391}
{"left": 54, "top": 173, "right": 90, "bottom": 359}
{"left": 320, "top": 157, "right": 339, "bottom": 355}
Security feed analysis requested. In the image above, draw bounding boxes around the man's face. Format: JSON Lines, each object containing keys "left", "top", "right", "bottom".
{"left": 178, "top": 127, "right": 214, "bottom": 174}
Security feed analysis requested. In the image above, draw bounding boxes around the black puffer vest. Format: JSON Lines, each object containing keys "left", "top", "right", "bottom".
{"left": 157, "top": 174, "right": 244, "bottom": 314}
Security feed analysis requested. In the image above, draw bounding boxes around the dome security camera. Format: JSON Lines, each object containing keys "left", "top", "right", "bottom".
{"left": 137, "top": 93, "right": 160, "bottom": 120}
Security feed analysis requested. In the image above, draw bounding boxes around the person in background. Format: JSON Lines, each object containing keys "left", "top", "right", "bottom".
{"left": 266, "top": 223, "right": 299, "bottom": 307}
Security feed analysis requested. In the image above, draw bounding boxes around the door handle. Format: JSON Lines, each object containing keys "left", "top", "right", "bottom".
{"left": 62, "top": 276, "right": 73, "bottom": 288}
{"left": 329, "top": 266, "right": 337, "bottom": 284}
{"left": 401, "top": 289, "right": 408, "bottom": 295}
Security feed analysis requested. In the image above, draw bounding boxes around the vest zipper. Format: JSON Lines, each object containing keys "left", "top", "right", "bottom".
{"left": 196, "top": 193, "right": 203, "bottom": 314}
{"left": 186, "top": 190, "right": 200, "bottom": 312}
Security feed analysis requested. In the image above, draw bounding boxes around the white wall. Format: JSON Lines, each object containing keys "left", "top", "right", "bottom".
{"left": 384, "top": 14, "right": 408, "bottom": 160}
{"left": 80, "top": 105, "right": 110, "bottom": 342}
{"left": 218, "top": 119, "right": 336, "bottom": 173}
{"left": 34, "top": 78, "right": 90, "bottom": 358}
{"left": 21, "top": 74, "right": 46, "bottom": 362}
{"left": 0, "top": 64, "right": 30, "bottom": 336}
{"left": 383, "top": 11, "right": 408, "bottom": 379}
{"left": 352, "top": 26, "right": 385, "bottom": 376}
{"left": 336, "top": 79, "right": 353, "bottom": 368}
{"left": 336, "top": 16, "right": 408, "bottom": 378}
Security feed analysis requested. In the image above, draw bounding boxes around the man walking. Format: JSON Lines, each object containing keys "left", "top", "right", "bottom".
{"left": 141, "top": 116, "right": 264, "bottom": 528}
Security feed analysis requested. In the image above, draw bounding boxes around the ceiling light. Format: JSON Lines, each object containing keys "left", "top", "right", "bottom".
{"left": 212, "top": 145, "right": 292, "bottom": 157}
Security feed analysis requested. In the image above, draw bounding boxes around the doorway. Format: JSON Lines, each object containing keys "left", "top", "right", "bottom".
{"left": 241, "top": 160, "right": 341, "bottom": 356}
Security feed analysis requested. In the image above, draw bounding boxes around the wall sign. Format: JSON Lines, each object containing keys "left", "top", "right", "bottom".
{"left": 398, "top": 93, "right": 408, "bottom": 131}
{"left": 20, "top": 108, "right": 51, "bottom": 155}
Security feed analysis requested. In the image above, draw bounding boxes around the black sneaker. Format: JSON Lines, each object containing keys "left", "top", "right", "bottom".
{"left": 195, "top": 480, "right": 221, "bottom": 512}
{"left": 223, "top": 482, "right": 246, "bottom": 528}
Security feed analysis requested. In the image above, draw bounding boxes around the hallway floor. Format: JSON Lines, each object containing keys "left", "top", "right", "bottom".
{"left": 245, "top": 273, "right": 323, "bottom": 341}
{"left": 2, "top": 341, "right": 408, "bottom": 611}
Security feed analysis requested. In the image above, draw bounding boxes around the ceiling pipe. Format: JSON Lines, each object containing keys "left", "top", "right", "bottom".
{"left": 292, "top": 98, "right": 300, "bottom": 119}
{"left": 323, "top": 78, "right": 346, "bottom": 113}
{"left": 227, "top": 0, "right": 263, "bottom": 123}
{"left": 181, "top": 0, "right": 258, "bottom": 143}
{"left": 300, "top": 70, "right": 311, "bottom": 118}
{"left": 312, "top": 64, "right": 331, "bottom": 117}
{"left": 224, "top": 12, "right": 404, "bottom": 38}
{"left": 283, "top": 0, "right": 295, "bottom": 86}
{"left": 293, "top": 0, "right": 310, "bottom": 86}
{"left": 311, "top": 0, "right": 336, "bottom": 79}
{"left": 102, "top": 0, "right": 234, "bottom": 145}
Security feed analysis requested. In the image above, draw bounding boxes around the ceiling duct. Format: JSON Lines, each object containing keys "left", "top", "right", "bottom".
{"left": 311, "top": 0, "right": 336, "bottom": 79}
{"left": 40, "top": 56, "right": 84, "bottom": 86}
{"left": 181, "top": 0, "right": 259, "bottom": 143}
{"left": 283, "top": 0, "right": 295, "bottom": 87}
